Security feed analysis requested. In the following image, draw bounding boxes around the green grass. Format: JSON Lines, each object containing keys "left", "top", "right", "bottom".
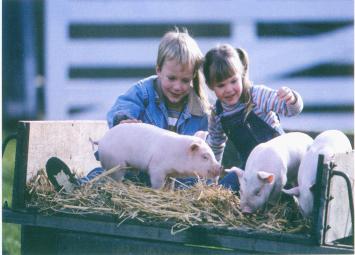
{"left": 2, "top": 134, "right": 21, "bottom": 255}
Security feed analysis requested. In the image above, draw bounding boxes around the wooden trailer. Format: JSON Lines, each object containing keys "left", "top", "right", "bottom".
{"left": 3, "top": 121, "right": 354, "bottom": 254}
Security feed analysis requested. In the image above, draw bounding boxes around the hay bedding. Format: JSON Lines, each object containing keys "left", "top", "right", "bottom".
{"left": 27, "top": 167, "right": 310, "bottom": 235}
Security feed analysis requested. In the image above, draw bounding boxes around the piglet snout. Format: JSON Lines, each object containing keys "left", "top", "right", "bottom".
{"left": 240, "top": 197, "right": 256, "bottom": 214}
{"left": 241, "top": 205, "right": 254, "bottom": 215}
{"left": 211, "top": 165, "right": 222, "bottom": 177}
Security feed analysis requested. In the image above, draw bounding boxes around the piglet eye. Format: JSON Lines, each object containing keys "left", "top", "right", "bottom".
{"left": 254, "top": 189, "right": 261, "bottom": 196}
{"left": 202, "top": 154, "right": 209, "bottom": 160}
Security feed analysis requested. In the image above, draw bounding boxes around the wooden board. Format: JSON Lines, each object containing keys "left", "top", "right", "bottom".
{"left": 325, "top": 151, "right": 354, "bottom": 244}
{"left": 24, "top": 120, "right": 108, "bottom": 182}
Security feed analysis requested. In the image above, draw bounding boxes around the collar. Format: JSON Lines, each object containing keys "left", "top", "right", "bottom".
{"left": 153, "top": 78, "right": 205, "bottom": 117}
{"left": 187, "top": 89, "right": 205, "bottom": 116}
{"left": 214, "top": 99, "right": 245, "bottom": 116}
{"left": 221, "top": 101, "right": 245, "bottom": 113}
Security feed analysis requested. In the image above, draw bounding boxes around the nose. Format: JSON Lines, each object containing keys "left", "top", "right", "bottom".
{"left": 172, "top": 81, "right": 184, "bottom": 92}
{"left": 224, "top": 83, "right": 234, "bottom": 93}
{"left": 209, "top": 165, "right": 221, "bottom": 178}
{"left": 214, "top": 165, "right": 223, "bottom": 177}
{"left": 241, "top": 205, "right": 254, "bottom": 214}
{"left": 218, "top": 165, "right": 223, "bottom": 175}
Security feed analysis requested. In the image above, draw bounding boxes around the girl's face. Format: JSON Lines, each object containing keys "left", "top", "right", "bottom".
{"left": 212, "top": 73, "right": 243, "bottom": 106}
{"left": 156, "top": 59, "right": 194, "bottom": 105}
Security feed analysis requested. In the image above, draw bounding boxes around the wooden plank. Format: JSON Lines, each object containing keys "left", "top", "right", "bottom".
{"left": 21, "top": 225, "right": 239, "bottom": 255}
{"left": 45, "top": 1, "right": 69, "bottom": 120}
{"left": 25, "top": 121, "right": 108, "bottom": 182}
{"left": 280, "top": 112, "right": 354, "bottom": 133}
{"left": 12, "top": 122, "right": 30, "bottom": 210}
{"left": 45, "top": 0, "right": 354, "bottom": 122}
{"left": 325, "top": 151, "right": 354, "bottom": 244}
{"left": 249, "top": 27, "right": 353, "bottom": 80}
{"left": 267, "top": 78, "right": 353, "bottom": 105}
{"left": 4, "top": 210, "right": 353, "bottom": 254}
{"left": 67, "top": 0, "right": 353, "bottom": 21}
{"left": 67, "top": 39, "right": 228, "bottom": 65}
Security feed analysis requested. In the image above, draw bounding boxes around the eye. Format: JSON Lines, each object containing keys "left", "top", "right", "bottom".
{"left": 167, "top": 76, "right": 176, "bottom": 81}
{"left": 182, "top": 78, "right": 192, "bottom": 84}
{"left": 231, "top": 78, "right": 237, "bottom": 84}
{"left": 254, "top": 189, "right": 261, "bottom": 196}
{"left": 202, "top": 154, "right": 209, "bottom": 161}
{"left": 216, "top": 83, "right": 225, "bottom": 88}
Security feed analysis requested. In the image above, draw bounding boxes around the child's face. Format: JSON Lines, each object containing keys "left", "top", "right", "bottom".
{"left": 212, "top": 73, "right": 243, "bottom": 106}
{"left": 156, "top": 59, "right": 194, "bottom": 105}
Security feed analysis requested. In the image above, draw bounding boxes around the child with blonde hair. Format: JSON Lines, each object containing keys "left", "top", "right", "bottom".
{"left": 107, "top": 27, "right": 210, "bottom": 133}
{"left": 46, "top": 28, "right": 211, "bottom": 191}
{"left": 203, "top": 44, "right": 303, "bottom": 191}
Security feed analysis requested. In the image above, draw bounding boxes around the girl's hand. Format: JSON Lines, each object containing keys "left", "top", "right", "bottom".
{"left": 277, "top": 87, "right": 296, "bottom": 105}
{"left": 120, "top": 119, "right": 142, "bottom": 124}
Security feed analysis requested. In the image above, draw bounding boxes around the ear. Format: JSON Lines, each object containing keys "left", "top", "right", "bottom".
{"left": 189, "top": 143, "right": 200, "bottom": 152}
{"left": 194, "top": 131, "right": 208, "bottom": 141}
{"left": 309, "top": 183, "right": 316, "bottom": 193}
{"left": 156, "top": 66, "right": 161, "bottom": 76}
{"left": 225, "top": 166, "right": 244, "bottom": 179}
{"left": 257, "top": 171, "right": 274, "bottom": 184}
{"left": 282, "top": 186, "right": 300, "bottom": 197}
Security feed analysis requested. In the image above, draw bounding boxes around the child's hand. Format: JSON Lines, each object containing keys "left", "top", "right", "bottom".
{"left": 277, "top": 87, "right": 296, "bottom": 105}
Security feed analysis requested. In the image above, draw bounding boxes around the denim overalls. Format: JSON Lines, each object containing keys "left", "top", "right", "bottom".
{"left": 216, "top": 100, "right": 283, "bottom": 166}
{"left": 216, "top": 100, "right": 284, "bottom": 191}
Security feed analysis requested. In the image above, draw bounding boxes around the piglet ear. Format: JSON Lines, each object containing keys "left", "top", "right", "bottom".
{"left": 189, "top": 143, "right": 200, "bottom": 152}
{"left": 225, "top": 166, "right": 244, "bottom": 179}
{"left": 282, "top": 187, "right": 300, "bottom": 197}
{"left": 257, "top": 171, "right": 274, "bottom": 184}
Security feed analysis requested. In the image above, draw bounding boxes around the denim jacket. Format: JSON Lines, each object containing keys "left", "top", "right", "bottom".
{"left": 107, "top": 75, "right": 209, "bottom": 135}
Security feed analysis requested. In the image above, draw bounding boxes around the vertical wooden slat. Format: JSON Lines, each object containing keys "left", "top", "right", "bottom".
{"left": 312, "top": 154, "right": 327, "bottom": 245}
{"left": 12, "top": 121, "right": 30, "bottom": 210}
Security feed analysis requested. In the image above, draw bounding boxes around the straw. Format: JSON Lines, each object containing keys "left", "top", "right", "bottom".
{"left": 27, "top": 167, "right": 310, "bottom": 235}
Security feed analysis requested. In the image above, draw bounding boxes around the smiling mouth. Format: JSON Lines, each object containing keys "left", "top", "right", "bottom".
{"left": 170, "top": 93, "right": 182, "bottom": 98}
{"left": 224, "top": 95, "right": 235, "bottom": 100}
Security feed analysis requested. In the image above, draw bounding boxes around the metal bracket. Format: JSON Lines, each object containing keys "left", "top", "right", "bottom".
{"left": 328, "top": 169, "right": 354, "bottom": 232}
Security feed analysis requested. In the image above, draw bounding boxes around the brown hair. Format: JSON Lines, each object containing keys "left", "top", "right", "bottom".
{"left": 203, "top": 44, "right": 254, "bottom": 114}
{"left": 157, "top": 28, "right": 210, "bottom": 112}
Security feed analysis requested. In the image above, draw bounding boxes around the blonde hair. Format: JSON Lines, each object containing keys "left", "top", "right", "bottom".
{"left": 157, "top": 28, "right": 210, "bottom": 112}
{"left": 203, "top": 44, "right": 254, "bottom": 115}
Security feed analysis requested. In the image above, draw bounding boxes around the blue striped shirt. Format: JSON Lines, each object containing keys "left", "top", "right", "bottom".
{"left": 207, "top": 85, "right": 303, "bottom": 162}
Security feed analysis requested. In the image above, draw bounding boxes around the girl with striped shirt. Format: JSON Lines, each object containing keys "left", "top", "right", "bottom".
{"left": 203, "top": 44, "right": 303, "bottom": 191}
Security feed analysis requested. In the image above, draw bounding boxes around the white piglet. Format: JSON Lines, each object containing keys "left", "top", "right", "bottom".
{"left": 97, "top": 123, "right": 221, "bottom": 189}
{"left": 282, "top": 130, "right": 352, "bottom": 218}
{"left": 227, "top": 132, "right": 313, "bottom": 214}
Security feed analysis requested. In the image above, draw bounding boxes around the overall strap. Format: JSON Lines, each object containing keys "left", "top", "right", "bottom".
{"left": 220, "top": 109, "right": 282, "bottom": 166}
{"left": 215, "top": 100, "right": 223, "bottom": 115}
